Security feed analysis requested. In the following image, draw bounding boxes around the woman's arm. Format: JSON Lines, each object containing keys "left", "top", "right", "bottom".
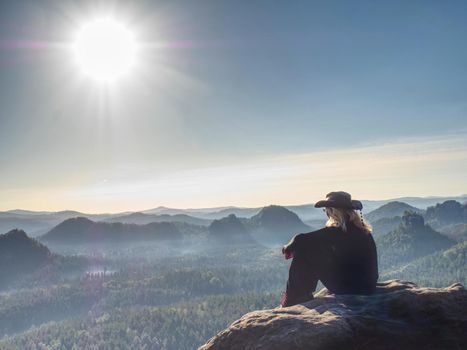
{"left": 282, "top": 233, "right": 304, "bottom": 259}
{"left": 282, "top": 228, "right": 328, "bottom": 259}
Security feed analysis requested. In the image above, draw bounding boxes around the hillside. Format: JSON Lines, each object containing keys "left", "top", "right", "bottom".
{"left": 41, "top": 217, "right": 184, "bottom": 244}
{"left": 366, "top": 201, "right": 423, "bottom": 223}
{"left": 208, "top": 214, "right": 256, "bottom": 244}
{"left": 370, "top": 216, "right": 401, "bottom": 237}
{"left": 0, "top": 229, "right": 52, "bottom": 287}
{"left": 247, "top": 205, "right": 310, "bottom": 245}
{"left": 439, "top": 223, "right": 467, "bottom": 242}
{"left": 425, "top": 200, "right": 467, "bottom": 229}
{"left": 0, "top": 211, "right": 112, "bottom": 237}
{"left": 376, "top": 211, "right": 455, "bottom": 269}
{"left": 0, "top": 215, "right": 56, "bottom": 237}
{"left": 383, "top": 241, "right": 467, "bottom": 287}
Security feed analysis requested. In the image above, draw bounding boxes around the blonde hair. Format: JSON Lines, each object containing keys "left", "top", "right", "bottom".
{"left": 325, "top": 207, "right": 372, "bottom": 234}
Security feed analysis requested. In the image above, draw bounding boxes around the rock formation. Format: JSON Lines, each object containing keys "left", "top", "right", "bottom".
{"left": 376, "top": 212, "right": 455, "bottom": 269}
{"left": 208, "top": 214, "right": 256, "bottom": 244}
{"left": 198, "top": 280, "right": 467, "bottom": 350}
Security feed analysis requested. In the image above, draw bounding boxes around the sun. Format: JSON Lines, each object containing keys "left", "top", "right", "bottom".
{"left": 72, "top": 18, "right": 137, "bottom": 82}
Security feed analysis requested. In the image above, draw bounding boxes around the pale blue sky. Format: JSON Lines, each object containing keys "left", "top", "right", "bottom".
{"left": 0, "top": 0, "right": 466, "bottom": 212}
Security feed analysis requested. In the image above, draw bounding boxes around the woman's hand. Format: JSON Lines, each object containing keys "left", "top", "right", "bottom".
{"left": 282, "top": 233, "right": 303, "bottom": 260}
{"left": 282, "top": 245, "right": 294, "bottom": 260}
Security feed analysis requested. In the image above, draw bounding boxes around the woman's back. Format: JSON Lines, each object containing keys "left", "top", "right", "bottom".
{"left": 318, "top": 223, "right": 378, "bottom": 295}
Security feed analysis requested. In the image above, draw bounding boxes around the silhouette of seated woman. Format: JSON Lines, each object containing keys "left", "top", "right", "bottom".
{"left": 281, "top": 191, "right": 378, "bottom": 307}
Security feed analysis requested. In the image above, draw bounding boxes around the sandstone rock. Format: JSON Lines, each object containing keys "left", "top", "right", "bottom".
{"left": 198, "top": 280, "right": 467, "bottom": 350}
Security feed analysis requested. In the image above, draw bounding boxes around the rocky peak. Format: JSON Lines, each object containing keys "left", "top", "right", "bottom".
{"left": 425, "top": 200, "right": 466, "bottom": 226}
{"left": 209, "top": 214, "right": 246, "bottom": 233}
{"left": 2, "top": 228, "right": 29, "bottom": 240}
{"left": 208, "top": 214, "right": 254, "bottom": 244}
{"left": 401, "top": 210, "right": 425, "bottom": 230}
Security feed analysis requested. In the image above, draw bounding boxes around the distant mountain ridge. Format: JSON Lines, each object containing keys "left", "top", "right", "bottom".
{"left": 3, "top": 195, "right": 466, "bottom": 240}
{"left": 366, "top": 201, "right": 423, "bottom": 223}
{"left": 41, "top": 217, "right": 184, "bottom": 244}
{"left": 39, "top": 205, "right": 310, "bottom": 247}
{"left": 104, "top": 212, "right": 211, "bottom": 226}
{"left": 0, "top": 210, "right": 114, "bottom": 237}
{"left": 141, "top": 194, "right": 467, "bottom": 218}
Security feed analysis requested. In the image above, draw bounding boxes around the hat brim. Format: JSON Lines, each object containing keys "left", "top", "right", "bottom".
{"left": 314, "top": 199, "right": 363, "bottom": 210}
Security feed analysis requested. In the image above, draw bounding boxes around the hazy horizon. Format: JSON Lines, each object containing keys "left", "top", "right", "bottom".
{"left": 2, "top": 190, "right": 467, "bottom": 215}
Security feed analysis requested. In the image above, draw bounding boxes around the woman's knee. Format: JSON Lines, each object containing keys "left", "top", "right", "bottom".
{"left": 283, "top": 233, "right": 305, "bottom": 254}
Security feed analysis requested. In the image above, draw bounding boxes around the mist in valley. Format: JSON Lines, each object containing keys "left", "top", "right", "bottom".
{"left": 0, "top": 197, "right": 466, "bottom": 349}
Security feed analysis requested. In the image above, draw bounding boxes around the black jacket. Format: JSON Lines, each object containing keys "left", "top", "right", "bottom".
{"left": 284, "top": 222, "right": 379, "bottom": 295}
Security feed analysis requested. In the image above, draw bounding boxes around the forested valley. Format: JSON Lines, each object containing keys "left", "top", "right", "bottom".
{"left": 0, "top": 199, "right": 466, "bottom": 350}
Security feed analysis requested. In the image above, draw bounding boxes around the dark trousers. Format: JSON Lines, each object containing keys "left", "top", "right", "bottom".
{"left": 284, "top": 248, "right": 340, "bottom": 306}
{"left": 285, "top": 250, "right": 320, "bottom": 305}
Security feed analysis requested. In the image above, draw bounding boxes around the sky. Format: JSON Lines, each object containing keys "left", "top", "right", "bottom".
{"left": 0, "top": 0, "right": 466, "bottom": 213}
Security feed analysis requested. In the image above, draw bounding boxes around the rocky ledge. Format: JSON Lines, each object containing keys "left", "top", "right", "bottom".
{"left": 198, "top": 280, "right": 467, "bottom": 350}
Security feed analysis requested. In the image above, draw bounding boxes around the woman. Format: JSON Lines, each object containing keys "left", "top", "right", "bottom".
{"left": 280, "top": 191, "right": 378, "bottom": 307}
